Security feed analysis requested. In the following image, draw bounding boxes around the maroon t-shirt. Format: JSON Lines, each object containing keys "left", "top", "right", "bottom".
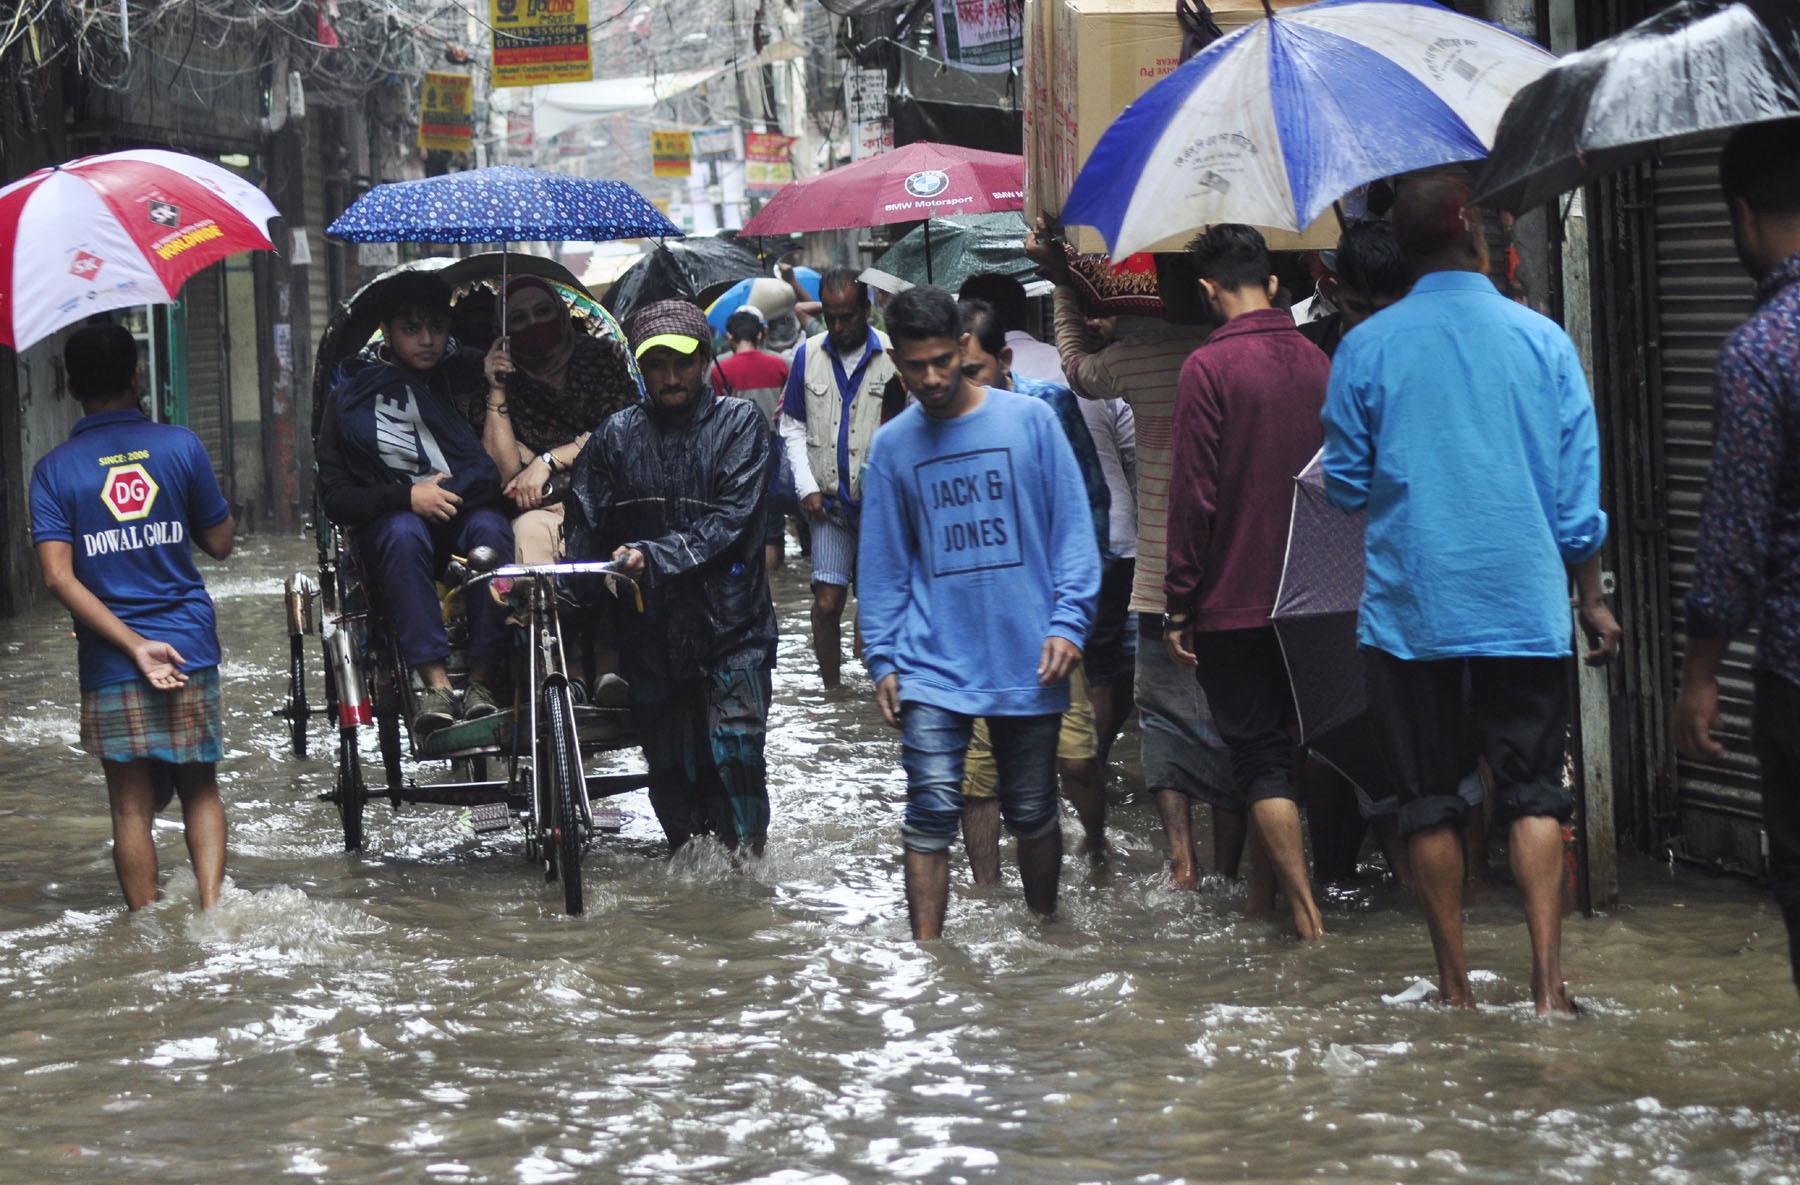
{"left": 1165, "top": 307, "right": 1331, "bottom": 629}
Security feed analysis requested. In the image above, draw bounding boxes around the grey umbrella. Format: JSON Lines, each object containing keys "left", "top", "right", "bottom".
{"left": 1270, "top": 449, "right": 1393, "bottom": 810}
{"left": 1473, "top": 0, "right": 1800, "bottom": 212}
{"left": 872, "top": 213, "right": 1035, "bottom": 291}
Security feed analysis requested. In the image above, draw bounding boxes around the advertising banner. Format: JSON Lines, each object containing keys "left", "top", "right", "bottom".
{"left": 936, "top": 0, "right": 1023, "bottom": 72}
{"left": 505, "top": 110, "right": 536, "bottom": 157}
{"left": 850, "top": 120, "right": 894, "bottom": 162}
{"left": 491, "top": 0, "right": 593, "bottom": 89}
{"left": 418, "top": 71, "right": 474, "bottom": 152}
{"left": 844, "top": 69, "right": 889, "bottom": 124}
{"left": 652, "top": 129, "right": 694, "bottom": 178}
{"left": 692, "top": 126, "right": 739, "bottom": 163}
{"left": 744, "top": 133, "right": 794, "bottom": 193}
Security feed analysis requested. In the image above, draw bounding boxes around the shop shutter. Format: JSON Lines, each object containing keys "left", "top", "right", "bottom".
{"left": 1651, "top": 136, "right": 1765, "bottom": 874}
{"left": 182, "top": 264, "right": 232, "bottom": 488}
{"left": 303, "top": 136, "right": 331, "bottom": 403}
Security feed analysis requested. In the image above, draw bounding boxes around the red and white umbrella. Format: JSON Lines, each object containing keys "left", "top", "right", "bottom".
{"left": 0, "top": 149, "right": 281, "bottom": 352}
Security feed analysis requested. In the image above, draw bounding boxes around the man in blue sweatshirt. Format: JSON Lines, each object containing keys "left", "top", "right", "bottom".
{"left": 858, "top": 286, "right": 1101, "bottom": 941}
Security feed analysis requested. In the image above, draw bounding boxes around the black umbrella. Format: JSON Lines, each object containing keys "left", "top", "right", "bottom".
{"left": 603, "top": 234, "right": 768, "bottom": 323}
{"left": 1473, "top": 0, "right": 1800, "bottom": 212}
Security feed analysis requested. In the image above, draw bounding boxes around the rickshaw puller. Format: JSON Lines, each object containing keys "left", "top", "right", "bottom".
{"left": 316, "top": 272, "right": 514, "bottom": 734}
{"left": 567, "top": 300, "right": 778, "bottom": 855}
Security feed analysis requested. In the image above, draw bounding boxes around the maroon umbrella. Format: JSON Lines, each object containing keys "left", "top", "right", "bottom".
{"left": 1272, "top": 449, "right": 1392, "bottom": 808}
{"left": 740, "top": 142, "right": 1024, "bottom": 238}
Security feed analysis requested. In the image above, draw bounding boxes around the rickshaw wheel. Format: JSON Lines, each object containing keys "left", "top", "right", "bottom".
{"left": 288, "top": 636, "right": 309, "bottom": 759}
{"left": 544, "top": 684, "right": 584, "bottom": 916}
{"left": 336, "top": 731, "right": 366, "bottom": 852}
{"left": 375, "top": 678, "right": 404, "bottom": 795}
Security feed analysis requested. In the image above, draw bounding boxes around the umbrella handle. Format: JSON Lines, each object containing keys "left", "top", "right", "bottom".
{"left": 497, "top": 242, "right": 509, "bottom": 339}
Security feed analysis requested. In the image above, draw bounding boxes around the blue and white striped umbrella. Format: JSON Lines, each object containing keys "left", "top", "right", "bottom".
{"left": 327, "top": 166, "right": 680, "bottom": 244}
{"left": 1063, "top": 0, "right": 1555, "bottom": 257}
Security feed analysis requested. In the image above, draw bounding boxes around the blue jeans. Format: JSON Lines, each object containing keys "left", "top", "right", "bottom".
{"left": 360, "top": 507, "right": 513, "bottom": 669}
{"left": 900, "top": 704, "right": 1060, "bottom": 853}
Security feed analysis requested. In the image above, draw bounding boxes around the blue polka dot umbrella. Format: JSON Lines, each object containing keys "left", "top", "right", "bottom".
{"left": 326, "top": 166, "right": 680, "bottom": 245}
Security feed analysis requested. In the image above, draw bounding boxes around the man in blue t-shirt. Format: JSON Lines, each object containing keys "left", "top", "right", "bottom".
{"left": 1321, "top": 178, "right": 1621, "bottom": 1014}
{"left": 29, "top": 322, "right": 235, "bottom": 911}
{"left": 858, "top": 286, "right": 1100, "bottom": 941}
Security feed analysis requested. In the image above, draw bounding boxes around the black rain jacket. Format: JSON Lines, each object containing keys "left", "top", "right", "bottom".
{"left": 567, "top": 383, "right": 777, "bottom": 689}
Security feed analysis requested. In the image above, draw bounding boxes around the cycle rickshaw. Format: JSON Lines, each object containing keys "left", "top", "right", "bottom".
{"left": 277, "top": 254, "right": 647, "bottom": 915}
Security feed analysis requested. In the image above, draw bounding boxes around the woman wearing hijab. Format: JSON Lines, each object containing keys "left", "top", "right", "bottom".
{"left": 476, "top": 276, "right": 642, "bottom": 563}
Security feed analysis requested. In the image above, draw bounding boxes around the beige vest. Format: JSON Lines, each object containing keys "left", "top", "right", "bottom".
{"left": 802, "top": 328, "right": 894, "bottom": 505}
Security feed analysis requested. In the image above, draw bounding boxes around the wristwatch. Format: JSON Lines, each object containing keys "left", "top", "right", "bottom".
{"left": 1161, "top": 612, "right": 1189, "bottom": 634}
{"left": 538, "top": 451, "right": 557, "bottom": 472}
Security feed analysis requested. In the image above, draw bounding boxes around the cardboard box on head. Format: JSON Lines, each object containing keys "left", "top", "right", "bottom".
{"left": 1024, "top": 0, "right": 1340, "bottom": 256}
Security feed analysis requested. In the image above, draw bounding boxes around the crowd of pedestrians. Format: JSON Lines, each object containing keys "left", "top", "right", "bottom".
{"left": 29, "top": 119, "right": 1800, "bottom": 1010}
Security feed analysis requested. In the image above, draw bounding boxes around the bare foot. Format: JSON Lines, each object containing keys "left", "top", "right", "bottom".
{"left": 1291, "top": 901, "right": 1325, "bottom": 941}
{"left": 1439, "top": 976, "right": 1478, "bottom": 1010}
{"left": 1535, "top": 981, "right": 1578, "bottom": 1017}
{"left": 1078, "top": 834, "right": 1115, "bottom": 863}
{"left": 1169, "top": 859, "right": 1200, "bottom": 892}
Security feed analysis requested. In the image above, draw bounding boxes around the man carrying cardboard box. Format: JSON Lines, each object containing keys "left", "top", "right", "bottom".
{"left": 1026, "top": 226, "right": 1252, "bottom": 895}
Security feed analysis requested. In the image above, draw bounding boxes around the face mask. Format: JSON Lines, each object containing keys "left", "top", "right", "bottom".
{"left": 509, "top": 315, "right": 564, "bottom": 358}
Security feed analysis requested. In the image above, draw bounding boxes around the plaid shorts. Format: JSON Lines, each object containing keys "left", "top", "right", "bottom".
{"left": 80, "top": 666, "right": 223, "bottom": 765}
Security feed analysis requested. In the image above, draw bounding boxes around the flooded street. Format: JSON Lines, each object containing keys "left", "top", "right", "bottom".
{"left": 0, "top": 535, "right": 1796, "bottom": 1184}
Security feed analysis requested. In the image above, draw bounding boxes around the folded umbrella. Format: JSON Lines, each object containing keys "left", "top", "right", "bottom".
{"left": 1472, "top": 0, "right": 1800, "bottom": 212}
{"left": 1063, "top": 0, "right": 1554, "bottom": 257}
{"left": 0, "top": 149, "right": 280, "bottom": 352}
{"left": 1271, "top": 449, "right": 1392, "bottom": 808}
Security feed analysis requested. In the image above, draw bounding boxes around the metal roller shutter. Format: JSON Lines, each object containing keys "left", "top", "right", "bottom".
{"left": 182, "top": 264, "right": 233, "bottom": 490}
{"left": 1652, "top": 136, "right": 1764, "bottom": 874}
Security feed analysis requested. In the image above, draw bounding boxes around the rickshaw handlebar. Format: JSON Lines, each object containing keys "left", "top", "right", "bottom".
{"left": 462, "top": 560, "right": 636, "bottom": 586}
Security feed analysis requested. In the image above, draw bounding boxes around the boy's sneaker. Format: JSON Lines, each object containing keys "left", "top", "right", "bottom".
{"left": 462, "top": 682, "right": 501, "bottom": 720}
{"left": 414, "top": 687, "right": 458, "bottom": 735}
{"left": 594, "top": 672, "right": 631, "bottom": 708}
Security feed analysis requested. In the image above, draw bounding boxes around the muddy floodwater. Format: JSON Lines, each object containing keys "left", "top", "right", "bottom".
{"left": 0, "top": 536, "right": 1796, "bottom": 1184}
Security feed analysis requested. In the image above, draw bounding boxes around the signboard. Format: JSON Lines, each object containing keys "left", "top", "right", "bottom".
{"left": 851, "top": 120, "right": 894, "bottom": 162}
{"left": 651, "top": 130, "right": 693, "bottom": 178}
{"left": 418, "top": 70, "right": 474, "bottom": 151}
{"left": 490, "top": 0, "right": 593, "bottom": 89}
{"left": 692, "top": 126, "right": 738, "bottom": 163}
{"left": 845, "top": 69, "right": 888, "bottom": 125}
{"left": 936, "top": 0, "right": 1023, "bottom": 72}
{"left": 357, "top": 242, "right": 400, "bottom": 267}
{"left": 745, "top": 132, "right": 794, "bottom": 193}
{"left": 505, "top": 110, "right": 536, "bottom": 157}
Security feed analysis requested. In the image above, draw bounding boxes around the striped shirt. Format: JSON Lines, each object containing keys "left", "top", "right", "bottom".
{"left": 1053, "top": 287, "right": 1211, "bottom": 613}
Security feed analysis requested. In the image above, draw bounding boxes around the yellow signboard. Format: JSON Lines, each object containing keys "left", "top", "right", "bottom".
{"left": 418, "top": 71, "right": 474, "bottom": 152}
{"left": 490, "top": 0, "right": 593, "bottom": 89}
{"left": 652, "top": 130, "right": 693, "bottom": 179}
